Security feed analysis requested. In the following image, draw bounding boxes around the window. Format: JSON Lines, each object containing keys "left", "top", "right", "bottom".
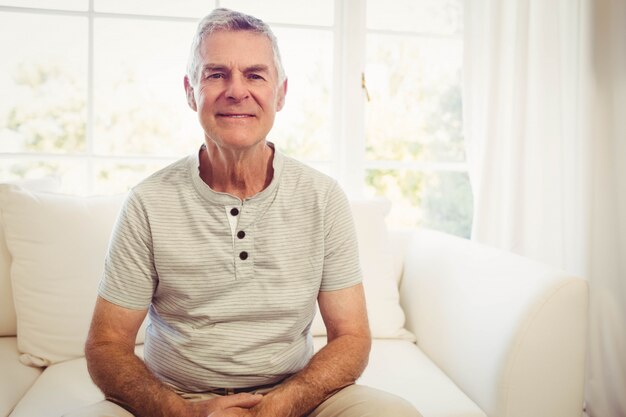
{"left": 364, "top": 0, "right": 471, "bottom": 236}
{"left": 0, "top": 0, "right": 472, "bottom": 237}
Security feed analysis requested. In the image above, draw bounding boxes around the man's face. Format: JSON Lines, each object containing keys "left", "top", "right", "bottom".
{"left": 185, "top": 30, "right": 287, "bottom": 151}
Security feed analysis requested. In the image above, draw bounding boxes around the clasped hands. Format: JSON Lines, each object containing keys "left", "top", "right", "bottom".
{"left": 184, "top": 392, "right": 267, "bottom": 417}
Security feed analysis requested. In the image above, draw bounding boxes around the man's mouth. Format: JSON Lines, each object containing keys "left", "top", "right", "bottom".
{"left": 217, "top": 113, "right": 255, "bottom": 118}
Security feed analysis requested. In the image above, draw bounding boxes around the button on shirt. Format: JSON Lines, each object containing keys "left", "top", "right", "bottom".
{"left": 225, "top": 205, "right": 252, "bottom": 276}
{"left": 98, "top": 145, "right": 362, "bottom": 392}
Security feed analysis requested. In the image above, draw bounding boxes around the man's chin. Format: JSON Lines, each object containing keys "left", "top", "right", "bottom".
{"left": 204, "top": 135, "right": 268, "bottom": 152}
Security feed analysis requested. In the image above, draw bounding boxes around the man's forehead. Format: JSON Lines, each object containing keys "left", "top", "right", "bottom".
{"left": 199, "top": 30, "right": 277, "bottom": 72}
{"left": 200, "top": 30, "right": 272, "bottom": 54}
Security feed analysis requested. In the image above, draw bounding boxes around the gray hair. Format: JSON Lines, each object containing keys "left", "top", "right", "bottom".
{"left": 186, "top": 8, "right": 286, "bottom": 87}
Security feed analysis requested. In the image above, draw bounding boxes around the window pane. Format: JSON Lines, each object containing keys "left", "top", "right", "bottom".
{"left": 366, "top": 0, "right": 461, "bottom": 35}
{"left": 365, "top": 169, "right": 473, "bottom": 237}
{"left": 220, "top": 0, "right": 333, "bottom": 26}
{"left": 94, "top": 0, "right": 215, "bottom": 18}
{"left": 0, "top": 158, "right": 88, "bottom": 194}
{"left": 93, "top": 18, "right": 203, "bottom": 158}
{"left": 93, "top": 160, "right": 173, "bottom": 195}
{"left": 269, "top": 28, "right": 333, "bottom": 162}
{"left": 365, "top": 34, "right": 463, "bottom": 163}
{"left": 0, "top": 12, "right": 87, "bottom": 154}
{"left": 0, "top": 0, "right": 87, "bottom": 11}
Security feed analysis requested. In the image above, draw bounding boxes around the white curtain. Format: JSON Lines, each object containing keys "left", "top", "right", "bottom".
{"left": 463, "top": 1, "right": 625, "bottom": 417}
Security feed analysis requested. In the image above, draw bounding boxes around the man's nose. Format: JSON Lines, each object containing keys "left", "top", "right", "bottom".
{"left": 225, "top": 75, "right": 249, "bottom": 101}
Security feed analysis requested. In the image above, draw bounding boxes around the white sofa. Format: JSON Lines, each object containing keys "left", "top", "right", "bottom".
{"left": 0, "top": 182, "right": 588, "bottom": 417}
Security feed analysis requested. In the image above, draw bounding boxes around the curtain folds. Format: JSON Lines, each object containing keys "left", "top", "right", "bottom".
{"left": 463, "top": 1, "right": 625, "bottom": 416}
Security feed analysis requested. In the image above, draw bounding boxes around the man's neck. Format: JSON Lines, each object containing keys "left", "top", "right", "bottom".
{"left": 199, "top": 140, "right": 274, "bottom": 200}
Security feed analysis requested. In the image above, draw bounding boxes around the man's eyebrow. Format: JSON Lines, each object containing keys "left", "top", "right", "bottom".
{"left": 200, "top": 64, "right": 271, "bottom": 75}
{"left": 244, "top": 65, "right": 270, "bottom": 74}
{"left": 201, "top": 64, "right": 229, "bottom": 73}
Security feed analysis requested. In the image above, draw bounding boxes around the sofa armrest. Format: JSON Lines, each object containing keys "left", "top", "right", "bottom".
{"left": 399, "top": 230, "right": 588, "bottom": 417}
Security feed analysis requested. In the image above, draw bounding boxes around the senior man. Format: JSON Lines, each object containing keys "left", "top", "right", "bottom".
{"left": 73, "top": 8, "right": 421, "bottom": 417}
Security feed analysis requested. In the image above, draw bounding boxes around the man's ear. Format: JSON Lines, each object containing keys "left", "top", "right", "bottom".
{"left": 184, "top": 75, "right": 197, "bottom": 111}
{"left": 276, "top": 78, "right": 288, "bottom": 111}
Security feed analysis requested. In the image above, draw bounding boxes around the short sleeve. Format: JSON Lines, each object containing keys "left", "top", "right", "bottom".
{"left": 98, "top": 189, "right": 157, "bottom": 310}
{"left": 320, "top": 182, "right": 362, "bottom": 291}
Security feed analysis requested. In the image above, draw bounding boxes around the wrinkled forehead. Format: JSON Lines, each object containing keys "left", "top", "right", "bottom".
{"left": 199, "top": 30, "right": 278, "bottom": 73}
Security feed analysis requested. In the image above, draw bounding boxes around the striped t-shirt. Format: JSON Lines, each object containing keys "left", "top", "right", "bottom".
{"left": 99, "top": 145, "right": 362, "bottom": 392}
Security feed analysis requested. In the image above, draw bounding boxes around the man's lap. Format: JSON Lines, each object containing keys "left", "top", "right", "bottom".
{"left": 62, "top": 384, "right": 421, "bottom": 417}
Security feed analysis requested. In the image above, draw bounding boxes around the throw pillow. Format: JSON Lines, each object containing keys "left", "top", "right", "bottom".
{"left": 0, "top": 178, "right": 60, "bottom": 336}
{"left": 0, "top": 185, "right": 126, "bottom": 366}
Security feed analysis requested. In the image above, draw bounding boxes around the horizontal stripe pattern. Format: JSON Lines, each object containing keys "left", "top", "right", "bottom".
{"left": 99, "top": 146, "right": 362, "bottom": 392}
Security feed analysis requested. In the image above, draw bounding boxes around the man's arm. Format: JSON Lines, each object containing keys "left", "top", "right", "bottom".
{"left": 85, "top": 296, "right": 262, "bottom": 417}
{"left": 250, "top": 283, "right": 371, "bottom": 417}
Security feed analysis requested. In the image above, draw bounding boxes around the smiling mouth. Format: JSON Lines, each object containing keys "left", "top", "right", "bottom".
{"left": 217, "top": 113, "right": 255, "bottom": 118}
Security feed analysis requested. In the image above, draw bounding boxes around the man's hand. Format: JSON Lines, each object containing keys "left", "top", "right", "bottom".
{"left": 185, "top": 393, "right": 263, "bottom": 417}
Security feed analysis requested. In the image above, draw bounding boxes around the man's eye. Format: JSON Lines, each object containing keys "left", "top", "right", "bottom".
{"left": 207, "top": 73, "right": 224, "bottom": 79}
{"left": 248, "top": 74, "right": 264, "bottom": 80}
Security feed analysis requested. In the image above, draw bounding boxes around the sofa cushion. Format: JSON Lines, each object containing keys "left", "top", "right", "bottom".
{"left": 0, "top": 178, "right": 60, "bottom": 337}
{"left": 352, "top": 339, "right": 486, "bottom": 417}
{"left": 0, "top": 185, "right": 127, "bottom": 366}
{"left": 9, "top": 341, "right": 485, "bottom": 417}
{"left": 8, "top": 344, "right": 143, "bottom": 417}
{"left": 316, "top": 338, "right": 486, "bottom": 417}
{"left": 312, "top": 199, "right": 414, "bottom": 341}
{"left": 0, "top": 337, "right": 43, "bottom": 417}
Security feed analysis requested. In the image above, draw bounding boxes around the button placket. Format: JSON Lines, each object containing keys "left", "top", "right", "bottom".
{"left": 233, "top": 206, "right": 255, "bottom": 280}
